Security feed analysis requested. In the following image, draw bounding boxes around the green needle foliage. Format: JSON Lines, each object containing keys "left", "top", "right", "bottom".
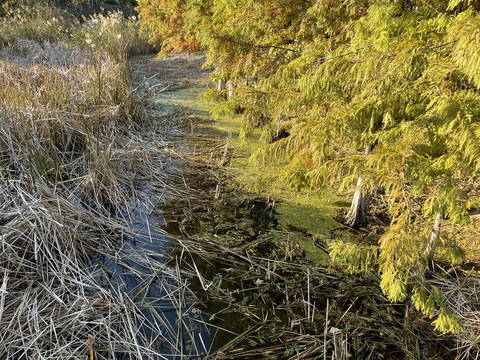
{"left": 137, "top": 0, "right": 480, "bottom": 333}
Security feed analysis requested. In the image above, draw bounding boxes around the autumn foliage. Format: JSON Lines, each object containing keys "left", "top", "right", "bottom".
{"left": 136, "top": 0, "right": 480, "bottom": 333}
{"left": 136, "top": 0, "right": 201, "bottom": 54}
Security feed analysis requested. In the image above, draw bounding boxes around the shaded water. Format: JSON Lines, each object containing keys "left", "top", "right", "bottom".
{"left": 95, "top": 57, "right": 458, "bottom": 359}
{"left": 90, "top": 82, "right": 296, "bottom": 357}
{"left": 88, "top": 169, "right": 222, "bottom": 357}
{"left": 88, "top": 84, "right": 237, "bottom": 358}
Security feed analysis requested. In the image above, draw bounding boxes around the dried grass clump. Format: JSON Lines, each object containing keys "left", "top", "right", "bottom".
{"left": 73, "top": 11, "right": 155, "bottom": 61}
{"left": 0, "top": 51, "right": 142, "bottom": 133}
{"left": 0, "top": 44, "right": 198, "bottom": 357}
{"left": 0, "top": 39, "right": 92, "bottom": 67}
{"left": 0, "top": 3, "right": 76, "bottom": 46}
{"left": 0, "top": 179, "right": 189, "bottom": 359}
{"left": 428, "top": 274, "right": 480, "bottom": 360}
{"left": 0, "top": 2, "right": 155, "bottom": 63}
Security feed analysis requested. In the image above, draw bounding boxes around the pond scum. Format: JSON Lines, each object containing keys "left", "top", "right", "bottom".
{"left": 2, "top": 2, "right": 480, "bottom": 360}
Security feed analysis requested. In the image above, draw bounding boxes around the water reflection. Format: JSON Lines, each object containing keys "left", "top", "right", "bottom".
{"left": 91, "top": 192, "right": 217, "bottom": 358}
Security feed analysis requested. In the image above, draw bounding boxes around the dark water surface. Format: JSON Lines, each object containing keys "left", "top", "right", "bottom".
{"left": 90, "top": 85, "right": 240, "bottom": 359}
{"left": 93, "top": 65, "right": 457, "bottom": 359}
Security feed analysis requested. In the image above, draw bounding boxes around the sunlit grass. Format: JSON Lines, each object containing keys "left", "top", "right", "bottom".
{"left": 0, "top": 5, "right": 197, "bottom": 358}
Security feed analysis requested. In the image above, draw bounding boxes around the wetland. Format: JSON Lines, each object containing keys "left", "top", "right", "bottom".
{"left": 125, "top": 53, "right": 468, "bottom": 359}
{"left": 1, "top": 7, "right": 480, "bottom": 357}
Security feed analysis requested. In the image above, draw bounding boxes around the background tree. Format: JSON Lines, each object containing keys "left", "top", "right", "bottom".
{"left": 136, "top": 0, "right": 201, "bottom": 54}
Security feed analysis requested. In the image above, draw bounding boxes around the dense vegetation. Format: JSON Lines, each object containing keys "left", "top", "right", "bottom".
{"left": 0, "top": 2, "right": 181, "bottom": 358}
{"left": 3, "top": 0, "right": 480, "bottom": 357}
{"left": 137, "top": 0, "right": 480, "bottom": 333}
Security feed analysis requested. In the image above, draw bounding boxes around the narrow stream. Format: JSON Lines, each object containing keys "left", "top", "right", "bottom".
{"left": 94, "top": 197, "right": 217, "bottom": 358}
{"left": 91, "top": 63, "right": 237, "bottom": 357}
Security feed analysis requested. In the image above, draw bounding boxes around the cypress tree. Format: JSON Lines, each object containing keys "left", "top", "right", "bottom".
{"left": 136, "top": 0, "right": 202, "bottom": 54}
{"left": 136, "top": 0, "right": 480, "bottom": 333}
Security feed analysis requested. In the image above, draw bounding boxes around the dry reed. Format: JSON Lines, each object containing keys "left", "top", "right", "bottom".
{"left": 0, "top": 40, "right": 202, "bottom": 358}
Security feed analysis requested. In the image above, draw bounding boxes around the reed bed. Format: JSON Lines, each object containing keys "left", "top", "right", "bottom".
{"left": 0, "top": 2, "right": 154, "bottom": 62}
{"left": 0, "top": 3, "right": 75, "bottom": 46}
{"left": 1, "top": 182, "right": 153, "bottom": 359}
{"left": 0, "top": 39, "right": 206, "bottom": 358}
{"left": 76, "top": 10, "right": 155, "bottom": 61}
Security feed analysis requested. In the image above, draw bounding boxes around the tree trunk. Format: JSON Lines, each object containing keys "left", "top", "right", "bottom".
{"left": 275, "top": 113, "right": 286, "bottom": 138}
{"left": 227, "top": 82, "right": 235, "bottom": 98}
{"left": 345, "top": 175, "right": 368, "bottom": 229}
{"left": 217, "top": 80, "right": 226, "bottom": 92}
{"left": 424, "top": 212, "right": 442, "bottom": 259}
{"left": 345, "top": 146, "right": 371, "bottom": 229}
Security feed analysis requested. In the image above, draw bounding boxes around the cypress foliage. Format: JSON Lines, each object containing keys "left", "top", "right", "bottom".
{"left": 136, "top": 0, "right": 480, "bottom": 333}
{"left": 136, "top": 0, "right": 201, "bottom": 54}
